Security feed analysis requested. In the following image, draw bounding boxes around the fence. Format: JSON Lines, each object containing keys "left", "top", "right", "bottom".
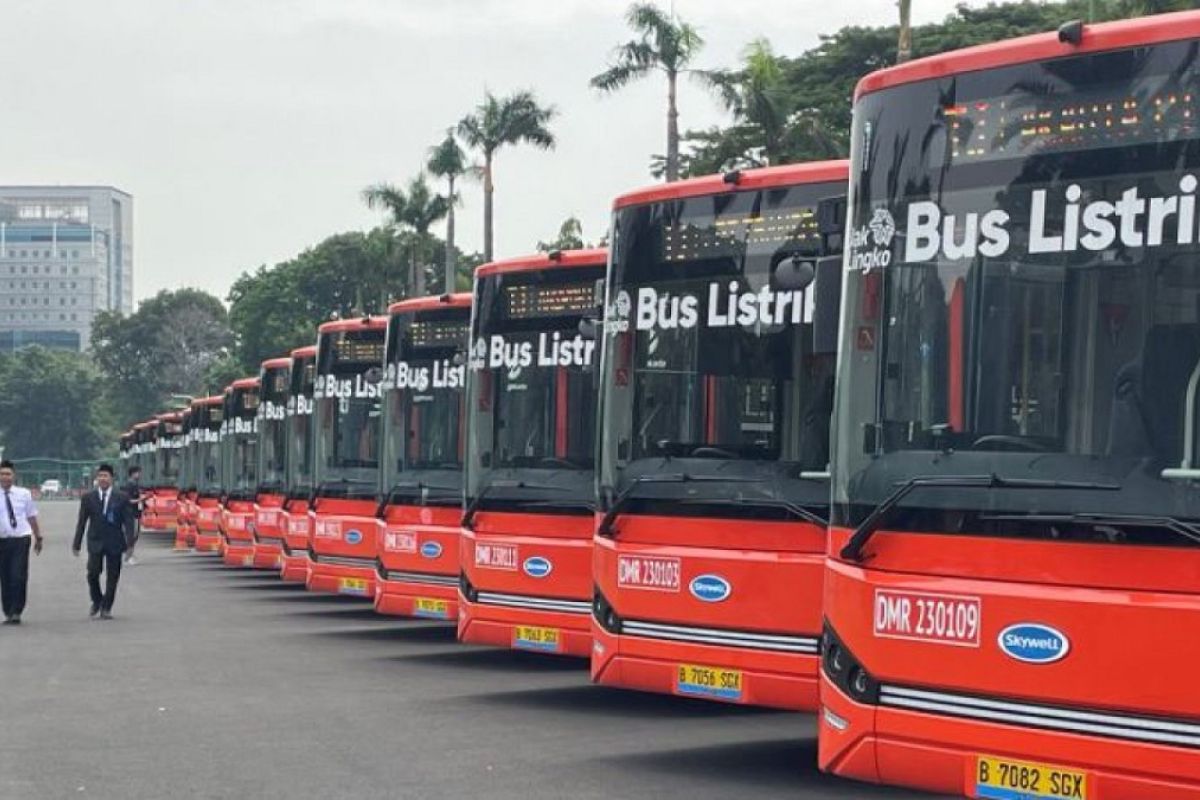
{"left": 10, "top": 457, "right": 100, "bottom": 499}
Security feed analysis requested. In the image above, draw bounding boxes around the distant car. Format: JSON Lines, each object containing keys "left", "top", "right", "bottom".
{"left": 39, "top": 479, "right": 62, "bottom": 497}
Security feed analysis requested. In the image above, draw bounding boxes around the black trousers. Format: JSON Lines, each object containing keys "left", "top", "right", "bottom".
{"left": 0, "top": 536, "right": 31, "bottom": 618}
{"left": 87, "top": 549, "right": 122, "bottom": 611}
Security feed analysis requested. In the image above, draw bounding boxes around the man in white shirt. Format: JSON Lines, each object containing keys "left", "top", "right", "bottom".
{"left": 0, "top": 459, "right": 44, "bottom": 625}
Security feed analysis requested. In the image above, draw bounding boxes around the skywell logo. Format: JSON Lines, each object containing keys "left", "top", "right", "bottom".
{"left": 997, "top": 623, "right": 1070, "bottom": 664}
{"left": 689, "top": 574, "right": 731, "bottom": 603}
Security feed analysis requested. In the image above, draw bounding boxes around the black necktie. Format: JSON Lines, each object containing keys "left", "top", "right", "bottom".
{"left": 4, "top": 490, "right": 16, "bottom": 530}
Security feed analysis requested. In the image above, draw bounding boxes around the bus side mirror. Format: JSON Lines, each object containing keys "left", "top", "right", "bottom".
{"left": 812, "top": 256, "right": 843, "bottom": 355}
{"left": 578, "top": 316, "right": 599, "bottom": 340}
{"left": 363, "top": 366, "right": 384, "bottom": 385}
{"left": 774, "top": 256, "right": 816, "bottom": 291}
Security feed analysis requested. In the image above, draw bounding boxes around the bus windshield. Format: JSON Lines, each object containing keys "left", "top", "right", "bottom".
{"left": 258, "top": 365, "right": 289, "bottom": 494}
{"left": 314, "top": 327, "right": 384, "bottom": 499}
{"left": 222, "top": 387, "right": 259, "bottom": 496}
{"left": 157, "top": 421, "right": 183, "bottom": 487}
{"left": 598, "top": 184, "right": 843, "bottom": 518}
{"left": 835, "top": 37, "right": 1200, "bottom": 545}
{"left": 465, "top": 264, "right": 604, "bottom": 510}
{"left": 287, "top": 355, "right": 316, "bottom": 498}
{"left": 197, "top": 405, "right": 223, "bottom": 495}
{"left": 382, "top": 306, "right": 469, "bottom": 506}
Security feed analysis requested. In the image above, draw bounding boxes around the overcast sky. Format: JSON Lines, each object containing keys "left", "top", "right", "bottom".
{"left": 2, "top": 0, "right": 974, "bottom": 304}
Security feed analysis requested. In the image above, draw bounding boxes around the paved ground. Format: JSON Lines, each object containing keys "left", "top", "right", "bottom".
{"left": 0, "top": 503, "right": 941, "bottom": 800}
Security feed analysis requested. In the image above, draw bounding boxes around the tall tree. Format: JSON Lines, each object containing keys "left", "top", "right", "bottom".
{"left": 362, "top": 174, "right": 450, "bottom": 297}
{"left": 457, "top": 90, "right": 558, "bottom": 263}
{"left": 897, "top": 0, "right": 913, "bottom": 63}
{"left": 0, "top": 347, "right": 109, "bottom": 459}
{"left": 91, "top": 288, "right": 233, "bottom": 428}
{"left": 536, "top": 217, "right": 587, "bottom": 252}
{"left": 591, "top": 3, "right": 704, "bottom": 182}
{"left": 427, "top": 130, "right": 468, "bottom": 294}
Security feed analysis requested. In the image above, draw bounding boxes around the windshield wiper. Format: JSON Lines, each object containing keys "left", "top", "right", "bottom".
{"left": 840, "top": 473, "right": 1122, "bottom": 562}
{"left": 978, "top": 511, "right": 1200, "bottom": 547}
{"left": 309, "top": 478, "right": 376, "bottom": 505}
{"left": 677, "top": 495, "right": 827, "bottom": 527}
{"left": 461, "top": 480, "right": 571, "bottom": 531}
{"left": 596, "top": 473, "right": 765, "bottom": 537}
{"left": 375, "top": 480, "right": 462, "bottom": 517}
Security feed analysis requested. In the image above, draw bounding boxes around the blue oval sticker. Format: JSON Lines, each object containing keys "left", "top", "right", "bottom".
{"left": 344, "top": 529, "right": 363, "bottom": 545}
{"left": 523, "top": 556, "right": 552, "bottom": 578}
{"left": 420, "top": 541, "right": 442, "bottom": 559}
{"left": 998, "top": 623, "right": 1070, "bottom": 664}
{"left": 689, "top": 574, "right": 731, "bottom": 603}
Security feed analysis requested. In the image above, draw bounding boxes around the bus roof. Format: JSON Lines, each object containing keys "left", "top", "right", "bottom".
{"left": 191, "top": 395, "right": 224, "bottom": 408}
{"left": 317, "top": 316, "right": 388, "bottom": 334}
{"left": 855, "top": 10, "right": 1200, "bottom": 100}
{"left": 230, "top": 377, "right": 260, "bottom": 391}
{"left": 261, "top": 356, "right": 291, "bottom": 370}
{"left": 387, "top": 293, "right": 472, "bottom": 315}
{"left": 613, "top": 161, "right": 849, "bottom": 211}
{"left": 290, "top": 345, "right": 317, "bottom": 359}
{"left": 475, "top": 248, "right": 608, "bottom": 277}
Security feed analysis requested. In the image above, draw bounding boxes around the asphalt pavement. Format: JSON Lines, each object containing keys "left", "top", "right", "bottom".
{"left": 0, "top": 502, "right": 941, "bottom": 800}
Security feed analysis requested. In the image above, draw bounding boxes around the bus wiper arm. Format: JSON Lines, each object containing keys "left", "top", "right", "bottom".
{"left": 309, "top": 478, "right": 375, "bottom": 504}
{"left": 979, "top": 511, "right": 1200, "bottom": 547}
{"left": 376, "top": 480, "right": 462, "bottom": 518}
{"left": 461, "top": 480, "right": 571, "bottom": 531}
{"left": 596, "top": 473, "right": 765, "bottom": 537}
{"left": 840, "top": 473, "right": 1121, "bottom": 563}
{"left": 677, "top": 495, "right": 827, "bottom": 527}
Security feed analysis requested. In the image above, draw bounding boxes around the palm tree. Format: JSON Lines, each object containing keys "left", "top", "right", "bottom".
{"left": 457, "top": 90, "right": 557, "bottom": 263}
{"left": 702, "top": 39, "right": 791, "bottom": 165}
{"left": 361, "top": 174, "right": 449, "bottom": 297}
{"left": 897, "top": 0, "right": 913, "bottom": 63}
{"left": 427, "top": 130, "right": 467, "bottom": 294}
{"left": 591, "top": 3, "right": 704, "bottom": 182}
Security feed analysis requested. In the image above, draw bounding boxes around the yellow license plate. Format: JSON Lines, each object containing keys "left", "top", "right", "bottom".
{"left": 675, "top": 663, "right": 744, "bottom": 702}
{"left": 413, "top": 597, "right": 449, "bottom": 620}
{"left": 513, "top": 625, "right": 561, "bottom": 652}
{"left": 338, "top": 578, "right": 370, "bottom": 596}
{"left": 975, "top": 755, "right": 1087, "bottom": 800}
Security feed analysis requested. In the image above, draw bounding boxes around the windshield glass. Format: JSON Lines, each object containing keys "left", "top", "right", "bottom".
{"left": 598, "top": 182, "right": 844, "bottom": 518}
{"left": 197, "top": 404, "right": 223, "bottom": 495}
{"left": 221, "top": 387, "right": 259, "bottom": 496}
{"left": 313, "top": 327, "right": 384, "bottom": 499}
{"left": 382, "top": 306, "right": 469, "bottom": 506}
{"left": 157, "top": 421, "right": 183, "bottom": 487}
{"left": 465, "top": 264, "right": 604, "bottom": 511}
{"left": 287, "top": 355, "right": 316, "bottom": 497}
{"left": 257, "top": 365, "right": 289, "bottom": 494}
{"left": 834, "top": 37, "right": 1200, "bottom": 545}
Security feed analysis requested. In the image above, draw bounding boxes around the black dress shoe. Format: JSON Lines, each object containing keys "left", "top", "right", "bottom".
{"left": 99, "top": 610, "right": 113, "bottom": 620}
{"left": 89, "top": 604, "right": 100, "bottom": 618}
{"left": 2, "top": 616, "right": 15, "bottom": 624}
{"left": 8, "top": 616, "right": 19, "bottom": 625}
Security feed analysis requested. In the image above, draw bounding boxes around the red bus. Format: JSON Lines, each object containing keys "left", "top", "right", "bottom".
{"left": 375, "top": 293, "right": 472, "bottom": 619}
{"left": 174, "top": 408, "right": 196, "bottom": 551}
{"left": 251, "top": 356, "right": 292, "bottom": 571}
{"left": 458, "top": 249, "right": 607, "bottom": 656}
{"left": 280, "top": 345, "right": 318, "bottom": 583}
{"left": 144, "top": 412, "right": 184, "bottom": 532}
{"left": 590, "top": 163, "right": 848, "bottom": 708}
{"left": 192, "top": 395, "right": 226, "bottom": 554}
{"left": 306, "top": 317, "right": 387, "bottom": 597}
{"left": 219, "top": 377, "right": 260, "bottom": 568}
{"left": 820, "top": 12, "right": 1200, "bottom": 798}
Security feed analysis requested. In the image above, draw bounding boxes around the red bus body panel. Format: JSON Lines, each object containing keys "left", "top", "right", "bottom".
{"left": 375, "top": 504, "right": 460, "bottom": 620}
{"left": 220, "top": 499, "right": 255, "bottom": 568}
{"left": 193, "top": 497, "right": 223, "bottom": 553}
{"left": 279, "top": 499, "right": 312, "bottom": 583}
{"left": 251, "top": 493, "right": 286, "bottom": 570}
{"left": 143, "top": 488, "right": 179, "bottom": 532}
{"left": 306, "top": 498, "right": 378, "bottom": 598}
{"left": 592, "top": 514, "right": 825, "bottom": 708}
{"left": 820, "top": 527, "right": 1200, "bottom": 797}
{"left": 459, "top": 511, "right": 593, "bottom": 657}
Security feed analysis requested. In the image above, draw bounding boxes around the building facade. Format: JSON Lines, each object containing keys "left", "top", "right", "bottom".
{"left": 0, "top": 186, "right": 133, "bottom": 351}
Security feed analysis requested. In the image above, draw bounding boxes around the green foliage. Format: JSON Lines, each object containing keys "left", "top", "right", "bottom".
{"left": 91, "top": 288, "right": 233, "bottom": 428}
{"left": 362, "top": 174, "right": 451, "bottom": 296}
{"left": 226, "top": 227, "right": 482, "bottom": 370}
{"left": 0, "top": 346, "right": 109, "bottom": 459}
{"left": 592, "top": 2, "right": 705, "bottom": 181}
{"left": 536, "top": 217, "right": 589, "bottom": 252}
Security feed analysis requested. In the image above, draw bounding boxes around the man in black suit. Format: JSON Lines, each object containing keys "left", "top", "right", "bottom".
{"left": 72, "top": 464, "right": 131, "bottom": 620}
